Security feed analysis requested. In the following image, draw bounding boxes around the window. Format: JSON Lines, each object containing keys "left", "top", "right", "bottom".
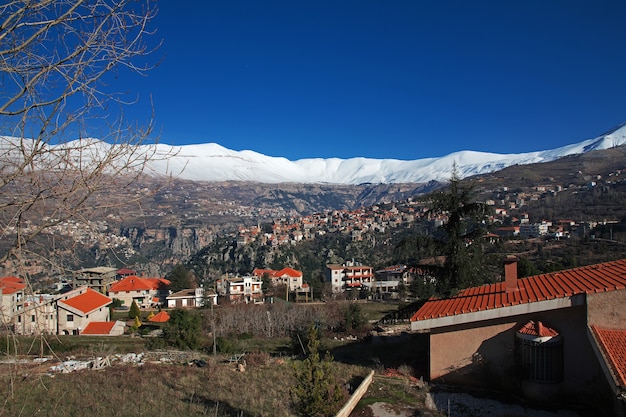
{"left": 31, "top": 315, "right": 35, "bottom": 322}
{"left": 67, "top": 314, "right": 74, "bottom": 322}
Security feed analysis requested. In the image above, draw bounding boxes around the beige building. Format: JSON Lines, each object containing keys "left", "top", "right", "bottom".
{"left": 326, "top": 261, "right": 374, "bottom": 293}
{"left": 108, "top": 275, "right": 170, "bottom": 309}
{"left": 0, "top": 277, "right": 26, "bottom": 327}
{"left": 56, "top": 287, "right": 112, "bottom": 335}
{"left": 252, "top": 267, "right": 304, "bottom": 291}
{"left": 73, "top": 267, "right": 118, "bottom": 293}
{"left": 167, "top": 287, "right": 217, "bottom": 308}
{"left": 223, "top": 276, "right": 263, "bottom": 304}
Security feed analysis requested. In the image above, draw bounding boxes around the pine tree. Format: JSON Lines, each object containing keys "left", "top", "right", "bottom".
{"left": 167, "top": 264, "right": 192, "bottom": 293}
{"left": 291, "top": 325, "right": 344, "bottom": 416}
{"left": 128, "top": 300, "right": 141, "bottom": 320}
{"left": 163, "top": 309, "right": 203, "bottom": 350}
{"left": 429, "top": 166, "right": 492, "bottom": 295}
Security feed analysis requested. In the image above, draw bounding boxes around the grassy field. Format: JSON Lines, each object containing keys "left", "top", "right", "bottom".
{"left": 358, "top": 301, "right": 402, "bottom": 322}
{"left": 0, "top": 351, "right": 372, "bottom": 417}
{"left": 0, "top": 302, "right": 437, "bottom": 416}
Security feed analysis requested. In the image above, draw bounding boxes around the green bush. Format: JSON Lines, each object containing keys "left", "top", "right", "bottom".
{"left": 291, "top": 324, "right": 345, "bottom": 416}
{"left": 162, "top": 309, "right": 203, "bottom": 350}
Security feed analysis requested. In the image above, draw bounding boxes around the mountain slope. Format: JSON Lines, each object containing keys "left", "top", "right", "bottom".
{"left": 144, "top": 122, "right": 626, "bottom": 184}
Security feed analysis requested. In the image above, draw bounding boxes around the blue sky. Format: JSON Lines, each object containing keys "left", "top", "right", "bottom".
{"left": 125, "top": 0, "right": 626, "bottom": 160}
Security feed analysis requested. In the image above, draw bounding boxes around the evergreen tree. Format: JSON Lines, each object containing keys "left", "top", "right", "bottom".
{"left": 291, "top": 325, "right": 344, "bottom": 416}
{"left": 163, "top": 309, "right": 203, "bottom": 350}
{"left": 517, "top": 256, "right": 540, "bottom": 278}
{"left": 128, "top": 300, "right": 140, "bottom": 320}
{"left": 167, "top": 264, "right": 192, "bottom": 293}
{"left": 429, "top": 166, "right": 492, "bottom": 295}
{"left": 341, "top": 303, "right": 366, "bottom": 332}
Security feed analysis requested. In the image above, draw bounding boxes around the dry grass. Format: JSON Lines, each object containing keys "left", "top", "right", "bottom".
{"left": 0, "top": 355, "right": 369, "bottom": 417}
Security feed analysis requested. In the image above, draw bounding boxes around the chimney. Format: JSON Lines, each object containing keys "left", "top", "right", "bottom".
{"left": 504, "top": 255, "right": 519, "bottom": 293}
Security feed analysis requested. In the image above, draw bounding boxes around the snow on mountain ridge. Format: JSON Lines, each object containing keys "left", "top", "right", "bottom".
{"left": 2, "top": 122, "right": 626, "bottom": 185}
{"left": 145, "top": 122, "right": 626, "bottom": 184}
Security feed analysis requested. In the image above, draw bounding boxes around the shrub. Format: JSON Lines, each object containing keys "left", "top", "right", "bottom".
{"left": 128, "top": 300, "right": 140, "bottom": 319}
{"left": 291, "top": 324, "right": 345, "bottom": 416}
{"left": 163, "top": 309, "right": 203, "bottom": 350}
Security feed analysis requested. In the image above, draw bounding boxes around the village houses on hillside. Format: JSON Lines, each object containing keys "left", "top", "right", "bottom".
{"left": 0, "top": 276, "right": 124, "bottom": 336}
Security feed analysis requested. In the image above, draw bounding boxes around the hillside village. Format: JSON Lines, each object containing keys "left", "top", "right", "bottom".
{"left": 3, "top": 163, "right": 625, "bottom": 338}
{"left": 237, "top": 167, "right": 626, "bottom": 247}
{"left": 1, "top": 147, "right": 626, "bottom": 416}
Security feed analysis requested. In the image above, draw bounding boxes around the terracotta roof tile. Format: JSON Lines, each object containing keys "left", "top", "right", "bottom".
{"left": 0, "top": 276, "right": 27, "bottom": 294}
{"left": 253, "top": 267, "right": 303, "bottom": 278}
{"left": 518, "top": 320, "right": 559, "bottom": 337}
{"left": 61, "top": 288, "right": 111, "bottom": 315}
{"left": 109, "top": 276, "right": 169, "bottom": 293}
{"left": 411, "top": 259, "right": 626, "bottom": 322}
{"left": 592, "top": 326, "right": 626, "bottom": 387}
{"left": 81, "top": 321, "right": 117, "bottom": 335}
{"left": 149, "top": 311, "right": 170, "bottom": 323}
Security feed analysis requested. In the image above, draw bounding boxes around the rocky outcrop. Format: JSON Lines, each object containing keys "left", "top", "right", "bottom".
{"left": 120, "top": 225, "right": 215, "bottom": 260}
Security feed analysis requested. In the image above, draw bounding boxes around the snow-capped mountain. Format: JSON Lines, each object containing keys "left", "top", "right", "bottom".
{"left": 2, "top": 122, "right": 626, "bottom": 185}
{"left": 144, "top": 122, "right": 626, "bottom": 184}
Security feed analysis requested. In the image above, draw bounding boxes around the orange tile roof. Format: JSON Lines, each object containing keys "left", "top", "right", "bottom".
{"left": 109, "top": 276, "right": 169, "bottom": 292}
{"left": 411, "top": 259, "right": 626, "bottom": 322}
{"left": 61, "top": 288, "right": 111, "bottom": 315}
{"left": 518, "top": 320, "right": 559, "bottom": 337}
{"left": 149, "top": 311, "right": 170, "bottom": 323}
{"left": 275, "top": 267, "right": 303, "bottom": 278}
{"left": 253, "top": 267, "right": 303, "bottom": 278}
{"left": 0, "top": 276, "right": 27, "bottom": 294}
{"left": 81, "top": 321, "right": 117, "bottom": 335}
{"left": 592, "top": 326, "right": 626, "bottom": 387}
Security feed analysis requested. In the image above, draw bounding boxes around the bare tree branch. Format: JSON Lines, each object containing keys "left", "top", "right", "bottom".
{"left": 0, "top": 1, "right": 173, "bottom": 274}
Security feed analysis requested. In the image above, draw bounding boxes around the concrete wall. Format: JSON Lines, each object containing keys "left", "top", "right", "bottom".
{"left": 429, "top": 304, "right": 603, "bottom": 396}
{"left": 587, "top": 289, "right": 626, "bottom": 328}
{"left": 430, "top": 320, "right": 515, "bottom": 385}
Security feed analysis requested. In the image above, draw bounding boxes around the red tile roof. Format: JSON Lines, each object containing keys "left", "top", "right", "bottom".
{"left": 149, "top": 311, "right": 170, "bottom": 323}
{"left": 253, "top": 267, "right": 303, "bottom": 278}
{"left": 81, "top": 321, "right": 117, "bottom": 335}
{"left": 592, "top": 326, "right": 626, "bottom": 387}
{"left": 109, "top": 276, "right": 169, "bottom": 293}
{"left": 61, "top": 288, "right": 111, "bottom": 315}
{"left": 518, "top": 320, "right": 559, "bottom": 338}
{"left": 276, "top": 267, "right": 302, "bottom": 277}
{"left": 411, "top": 259, "right": 626, "bottom": 322}
{"left": 0, "top": 276, "right": 27, "bottom": 294}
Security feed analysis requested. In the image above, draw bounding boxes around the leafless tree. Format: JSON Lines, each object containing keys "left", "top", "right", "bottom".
{"left": 0, "top": 0, "right": 169, "bottom": 273}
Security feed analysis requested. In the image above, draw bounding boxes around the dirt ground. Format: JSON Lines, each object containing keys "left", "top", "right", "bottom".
{"left": 349, "top": 375, "right": 582, "bottom": 417}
